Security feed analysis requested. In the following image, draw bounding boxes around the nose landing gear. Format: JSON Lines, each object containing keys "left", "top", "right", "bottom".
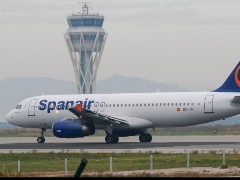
{"left": 37, "top": 128, "right": 46, "bottom": 143}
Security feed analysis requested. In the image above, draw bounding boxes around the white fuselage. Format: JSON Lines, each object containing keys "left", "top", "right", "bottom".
{"left": 6, "top": 92, "right": 240, "bottom": 129}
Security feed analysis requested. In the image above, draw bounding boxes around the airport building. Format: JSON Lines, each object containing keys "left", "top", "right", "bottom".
{"left": 64, "top": 3, "right": 107, "bottom": 94}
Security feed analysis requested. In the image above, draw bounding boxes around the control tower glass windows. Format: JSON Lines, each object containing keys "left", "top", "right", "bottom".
{"left": 90, "top": 35, "right": 96, "bottom": 40}
{"left": 99, "top": 35, "right": 104, "bottom": 40}
{"left": 83, "top": 35, "right": 89, "bottom": 40}
{"left": 83, "top": 19, "right": 95, "bottom": 26}
{"left": 96, "top": 19, "right": 103, "bottom": 27}
{"left": 69, "top": 18, "right": 104, "bottom": 27}
{"left": 70, "top": 35, "right": 80, "bottom": 40}
{"left": 70, "top": 35, "right": 98, "bottom": 41}
{"left": 70, "top": 19, "right": 83, "bottom": 27}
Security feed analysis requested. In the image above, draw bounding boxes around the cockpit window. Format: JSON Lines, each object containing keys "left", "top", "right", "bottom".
{"left": 15, "top": 105, "right": 22, "bottom": 109}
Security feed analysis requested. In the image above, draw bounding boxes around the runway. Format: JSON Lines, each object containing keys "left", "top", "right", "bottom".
{"left": 0, "top": 136, "right": 240, "bottom": 153}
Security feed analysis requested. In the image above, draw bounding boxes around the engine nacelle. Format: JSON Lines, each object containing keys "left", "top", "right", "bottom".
{"left": 112, "top": 129, "right": 142, "bottom": 137}
{"left": 52, "top": 120, "right": 95, "bottom": 138}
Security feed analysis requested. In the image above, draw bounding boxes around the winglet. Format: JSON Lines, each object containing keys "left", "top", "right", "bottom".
{"left": 213, "top": 61, "right": 240, "bottom": 92}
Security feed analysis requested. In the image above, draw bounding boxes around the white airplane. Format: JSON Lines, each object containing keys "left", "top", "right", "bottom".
{"left": 5, "top": 62, "right": 240, "bottom": 144}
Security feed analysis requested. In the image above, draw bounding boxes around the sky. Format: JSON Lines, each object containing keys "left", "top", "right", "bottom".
{"left": 1, "top": 0, "right": 240, "bottom": 91}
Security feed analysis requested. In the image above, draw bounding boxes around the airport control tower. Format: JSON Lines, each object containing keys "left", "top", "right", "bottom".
{"left": 64, "top": 3, "right": 107, "bottom": 94}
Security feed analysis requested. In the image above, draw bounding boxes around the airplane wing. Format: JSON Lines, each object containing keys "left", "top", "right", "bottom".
{"left": 68, "top": 103, "right": 153, "bottom": 128}
{"left": 68, "top": 103, "right": 127, "bottom": 124}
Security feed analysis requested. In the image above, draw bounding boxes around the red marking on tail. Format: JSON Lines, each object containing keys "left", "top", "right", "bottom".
{"left": 235, "top": 66, "right": 240, "bottom": 87}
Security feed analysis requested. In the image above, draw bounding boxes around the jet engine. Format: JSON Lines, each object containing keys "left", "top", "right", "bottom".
{"left": 52, "top": 120, "right": 95, "bottom": 138}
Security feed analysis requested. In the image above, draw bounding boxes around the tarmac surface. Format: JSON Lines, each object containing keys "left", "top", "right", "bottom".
{"left": 1, "top": 135, "right": 240, "bottom": 153}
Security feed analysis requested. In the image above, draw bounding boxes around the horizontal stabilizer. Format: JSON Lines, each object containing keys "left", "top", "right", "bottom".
{"left": 231, "top": 96, "right": 240, "bottom": 103}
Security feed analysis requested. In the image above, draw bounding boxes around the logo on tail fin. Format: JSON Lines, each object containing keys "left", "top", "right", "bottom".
{"left": 235, "top": 66, "right": 240, "bottom": 87}
{"left": 213, "top": 61, "right": 240, "bottom": 92}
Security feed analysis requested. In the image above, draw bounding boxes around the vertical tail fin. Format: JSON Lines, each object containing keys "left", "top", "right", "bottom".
{"left": 213, "top": 61, "right": 240, "bottom": 92}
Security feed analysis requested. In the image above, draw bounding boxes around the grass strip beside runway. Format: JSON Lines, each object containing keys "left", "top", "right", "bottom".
{"left": 0, "top": 151, "right": 240, "bottom": 176}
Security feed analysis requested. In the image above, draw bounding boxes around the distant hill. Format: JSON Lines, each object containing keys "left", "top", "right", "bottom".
{"left": 96, "top": 74, "right": 186, "bottom": 93}
{"left": 0, "top": 75, "right": 186, "bottom": 122}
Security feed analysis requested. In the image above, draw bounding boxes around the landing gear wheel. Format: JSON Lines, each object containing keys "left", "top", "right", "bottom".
{"left": 105, "top": 134, "right": 116, "bottom": 144}
{"left": 37, "top": 136, "right": 45, "bottom": 143}
{"left": 37, "top": 128, "right": 46, "bottom": 143}
{"left": 139, "top": 134, "right": 148, "bottom": 142}
{"left": 146, "top": 133, "right": 152, "bottom": 142}
{"left": 113, "top": 135, "right": 119, "bottom": 143}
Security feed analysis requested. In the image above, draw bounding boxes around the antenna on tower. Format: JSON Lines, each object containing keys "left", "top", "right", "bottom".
{"left": 78, "top": 1, "right": 93, "bottom": 15}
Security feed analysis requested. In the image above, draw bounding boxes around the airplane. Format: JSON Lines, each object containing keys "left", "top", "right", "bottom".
{"left": 5, "top": 62, "right": 240, "bottom": 144}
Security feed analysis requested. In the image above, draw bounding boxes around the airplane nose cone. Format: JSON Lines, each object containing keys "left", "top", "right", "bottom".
{"left": 6, "top": 111, "right": 13, "bottom": 124}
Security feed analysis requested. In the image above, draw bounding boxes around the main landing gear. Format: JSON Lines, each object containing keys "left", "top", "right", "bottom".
{"left": 139, "top": 133, "right": 152, "bottom": 143}
{"left": 104, "top": 132, "right": 152, "bottom": 143}
{"left": 105, "top": 134, "right": 119, "bottom": 144}
{"left": 37, "top": 128, "right": 46, "bottom": 143}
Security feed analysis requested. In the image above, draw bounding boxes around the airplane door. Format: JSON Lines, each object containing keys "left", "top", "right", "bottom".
{"left": 28, "top": 99, "right": 38, "bottom": 116}
{"left": 204, "top": 95, "right": 214, "bottom": 113}
{"left": 99, "top": 102, "right": 105, "bottom": 112}
{"left": 94, "top": 102, "right": 99, "bottom": 113}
